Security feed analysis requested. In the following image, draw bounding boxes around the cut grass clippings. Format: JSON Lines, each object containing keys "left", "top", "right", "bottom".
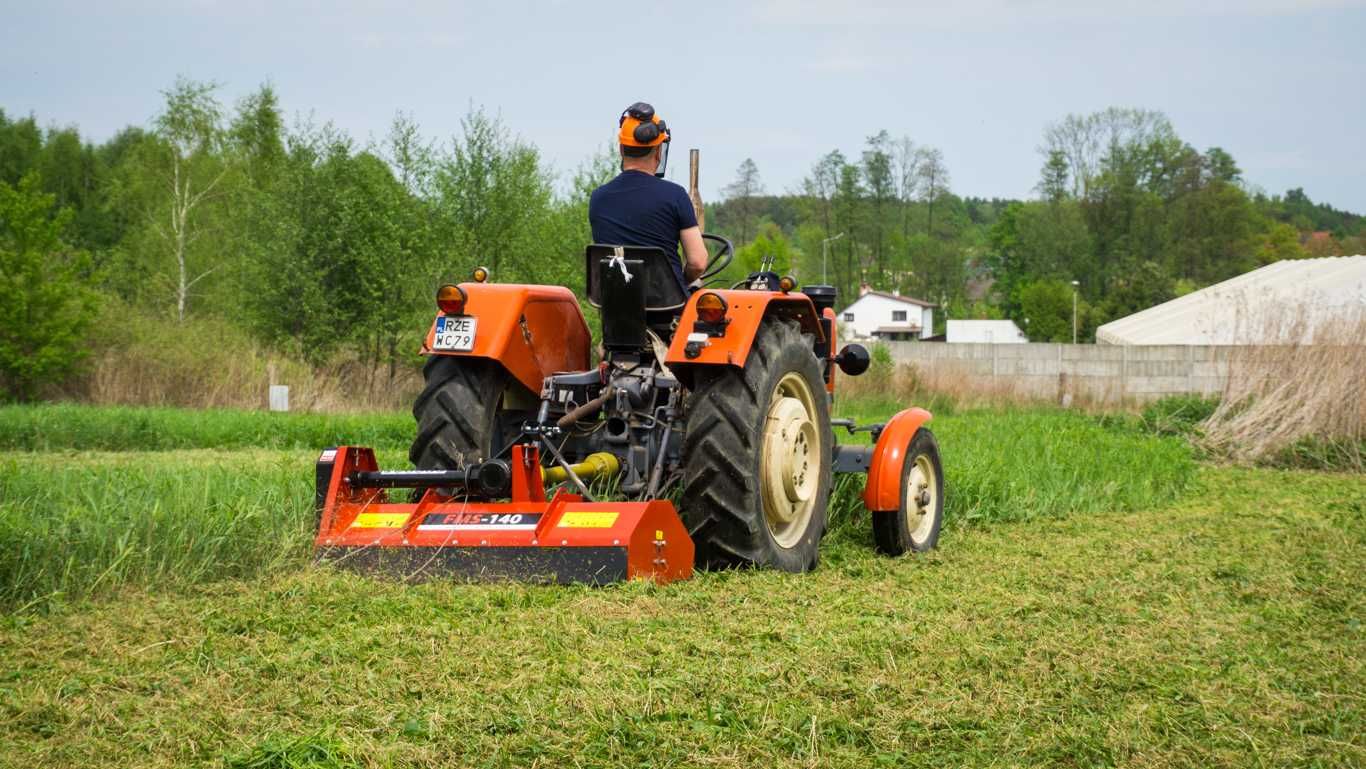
{"left": 0, "top": 468, "right": 1361, "bottom": 767}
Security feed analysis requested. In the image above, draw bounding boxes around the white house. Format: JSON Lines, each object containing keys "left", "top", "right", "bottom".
{"left": 1096, "top": 255, "right": 1366, "bottom": 345}
{"left": 947, "top": 319, "right": 1028, "bottom": 344}
{"left": 838, "top": 289, "right": 936, "bottom": 341}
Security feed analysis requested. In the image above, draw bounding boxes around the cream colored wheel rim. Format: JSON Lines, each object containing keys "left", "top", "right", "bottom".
{"left": 906, "top": 453, "right": 938, "bottom": 543}
{"left": 761, "top": 372, "right": 820, "bottom": 548}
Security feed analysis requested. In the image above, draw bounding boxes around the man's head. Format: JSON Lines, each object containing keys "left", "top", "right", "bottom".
{"left": 618, "top": 102, "right": 670, "bottom": 177}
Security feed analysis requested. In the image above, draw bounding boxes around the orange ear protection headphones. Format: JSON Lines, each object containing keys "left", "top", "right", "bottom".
{"left": 618, "top": 102, "right": 670, "bottom": 146}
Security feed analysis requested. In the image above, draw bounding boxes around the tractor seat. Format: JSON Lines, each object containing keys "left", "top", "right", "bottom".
{"left": 584, "top": 244, "right": 688, "bottom": 313}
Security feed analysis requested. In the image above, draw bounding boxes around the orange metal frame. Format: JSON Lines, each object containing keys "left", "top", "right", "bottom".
{"left": 314, "top": 446, "right": 694, "bottom": 585}
{"left": 664, "top": 289, "right": 825, "bottom": 369}
{"left": 421, "top": 283, "right": 591, "bottom": 395}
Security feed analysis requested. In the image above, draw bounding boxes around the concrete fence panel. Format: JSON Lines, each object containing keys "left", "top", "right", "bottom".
{"left": 883, "top": 342, "right": 1238, "bottom": 404}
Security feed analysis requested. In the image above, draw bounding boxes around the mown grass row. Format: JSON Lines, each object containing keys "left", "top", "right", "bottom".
{"left": 0, "top": 403, "right": 1194, "bottom": 611}
{"left": 0, "top": 403, "right": 413, "bottom": 452}
{"left": 4, "top": 468, "right": 1360, "bottom": 768}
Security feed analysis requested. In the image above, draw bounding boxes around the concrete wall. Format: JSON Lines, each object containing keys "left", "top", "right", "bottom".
{"left": 883, "top": 342, "right": 1235, "bottom": 403}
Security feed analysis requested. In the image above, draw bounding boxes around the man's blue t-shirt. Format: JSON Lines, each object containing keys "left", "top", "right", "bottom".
{"left": 588, "top": 170, "right": 698, "bottom": 290}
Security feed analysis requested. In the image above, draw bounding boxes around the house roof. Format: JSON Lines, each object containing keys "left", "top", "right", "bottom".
{"left": 1096, "top": 255, "right": 1366, "bottom": 345}
{"left": 858, "top": 290, "right": 937, "bottom": 308}
{"left": 872, "top": 324, "right": 922, "bottom": 335}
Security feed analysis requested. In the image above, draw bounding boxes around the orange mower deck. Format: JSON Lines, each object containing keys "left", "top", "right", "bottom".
{"left": 313, "top": 446, "right": 694, "bottom": 585}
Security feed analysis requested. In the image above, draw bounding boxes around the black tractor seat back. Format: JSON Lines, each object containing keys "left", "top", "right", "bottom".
{"left": 584, "top": 244, "right": 688, "bottom": 313}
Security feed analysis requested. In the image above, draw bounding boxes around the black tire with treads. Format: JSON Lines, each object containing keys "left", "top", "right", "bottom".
{"left": 872, "top": 427, "right": 944, "bottom": 555}
{"left": 680, "top": 319, "right": 832, "bottom": 572}
{"left": 409, "top": 356, "right": 510, "bottom": 470}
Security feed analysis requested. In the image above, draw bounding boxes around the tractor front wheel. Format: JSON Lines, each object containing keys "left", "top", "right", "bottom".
{"left": 872, "top": 428, "right": 944, "bottom": 555}
{"left": 681, "top": 320, "right": 832, "bottom": 572}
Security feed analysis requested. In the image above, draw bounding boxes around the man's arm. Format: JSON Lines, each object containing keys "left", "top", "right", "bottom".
{"left": 680, "top": 225, "right": 708, "bottom": 282}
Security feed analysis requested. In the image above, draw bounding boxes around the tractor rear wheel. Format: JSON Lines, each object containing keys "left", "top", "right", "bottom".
{"left": 681, "top": 320, "right": 832, "bottom": 572}
{"left": 410, "top": 356, "right": 519, "bottom": 470}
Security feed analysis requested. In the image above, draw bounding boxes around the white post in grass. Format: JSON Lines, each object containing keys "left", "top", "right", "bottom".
{"left": 1070, "top": 280, "right": 1080, "bottom": 344}
{"left": 269, "top": 385, "right": 290, "bottom": 412}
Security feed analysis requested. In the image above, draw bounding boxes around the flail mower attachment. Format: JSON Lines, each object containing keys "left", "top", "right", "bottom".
{"left": 313, "top": 444, "right": 694, "bottom": 585}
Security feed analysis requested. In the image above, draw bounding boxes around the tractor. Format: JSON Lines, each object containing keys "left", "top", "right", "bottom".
{"left": 313, "top": 233, "right": 944, "bottom": 584}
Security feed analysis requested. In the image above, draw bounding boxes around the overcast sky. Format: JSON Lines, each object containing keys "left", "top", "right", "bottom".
{"left": 4, "top": 1, "right": 1364, "bottom": 211}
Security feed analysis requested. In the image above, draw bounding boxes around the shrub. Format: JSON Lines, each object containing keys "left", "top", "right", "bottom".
{"left": 1141, "top": 394, "right": 1220, "bottom": 436}
{"left": 0, "top": 175, "right": 95, "bottom": 401}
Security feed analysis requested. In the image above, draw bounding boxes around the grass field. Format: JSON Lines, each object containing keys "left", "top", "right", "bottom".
{"left": 1, "top": 403, "right": 1361, "bottom": 767}
{"left": 0, "top": 404, "right": 1193, "bottom": 610}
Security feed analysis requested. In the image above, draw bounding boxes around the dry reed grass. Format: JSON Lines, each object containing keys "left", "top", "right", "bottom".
{"left": 1199, "top": 306, "right": 1366, "bottom": 470}
{"left": 838, "top": 355, "right": 1121, "bottom": 413}
{"left": 61, "top": 309, "right": 420, "bottom": 413}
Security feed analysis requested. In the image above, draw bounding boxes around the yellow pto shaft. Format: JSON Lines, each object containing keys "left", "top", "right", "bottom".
{"left": 543, "top": 452, "right": 620, "bottom": 484}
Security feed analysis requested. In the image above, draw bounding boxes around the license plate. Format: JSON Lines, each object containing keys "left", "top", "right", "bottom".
{"left": 433, "top": 316, "right": 477, "bottom": 351}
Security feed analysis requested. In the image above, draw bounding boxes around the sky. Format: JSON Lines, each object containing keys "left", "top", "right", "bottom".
{"left": 3, "top": 0, "right": 1365, "bottom": 211}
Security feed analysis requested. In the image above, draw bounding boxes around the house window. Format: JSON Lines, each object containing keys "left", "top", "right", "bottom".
{"left": 891, "top": 310, "right": 907, "bottom": 322}
{"left": 843, "top": 312, "right": 854, "bottom": 322}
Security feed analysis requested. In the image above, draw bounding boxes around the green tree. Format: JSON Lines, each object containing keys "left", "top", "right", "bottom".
{"left": 831, "top": 158, "right": 863, "bottom": 299}
{"left": 737, "top": 223, "right": 796, "bottom": 274}
{"left": 722, "top": 157, "right": 764, "bottom": 245}
{"left": 798, "top": 150, "right": 842, "bottom": 240}
{"left": 861, "top": 130, "right": 895, "bottom": 281}
{"left": 0, "top": 175, "right": 93, "bottom": 400}
{"left": 1018, "top": 279, "right": 1075, "bottom": 342}
{"left": 0, "top": 111, "right": 43, "bottom": 185}
{"left": 432, "top": 108, "right": 553, "bottom": 280}
{"left": 143, "top": 77, "right": 235, "bottom": 322}
{"left": 1038, "top": 150, "right": 1069, "bottom": 203}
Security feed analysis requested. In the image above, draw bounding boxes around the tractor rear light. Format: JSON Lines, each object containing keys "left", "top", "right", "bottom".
{"left": 695, "top": 292, "right": 727, "bottom": 325}
{"left": 472, "top": 266, "right": 489, "bottom": 283}
{"left": 437, "top": 284, "right": 467, "bottom": 315}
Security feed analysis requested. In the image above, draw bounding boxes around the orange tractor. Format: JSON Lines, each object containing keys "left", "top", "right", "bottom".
{"left": 314, "top": 236, "right": 944, "bottom": 584}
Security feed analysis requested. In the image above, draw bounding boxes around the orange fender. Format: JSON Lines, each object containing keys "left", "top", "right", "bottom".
{"left": 664, "top": 290, "right": 825, "bottom": 370}
{"left": 422, "top": 283, "right": 591, "bottom": 394}
{"left": 862, "top": 407, "right": 933, "bottom": 512}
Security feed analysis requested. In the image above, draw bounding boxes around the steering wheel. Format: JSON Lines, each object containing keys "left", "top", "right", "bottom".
{"left": 699, "top": 233, "right": 734, "bottom": 281}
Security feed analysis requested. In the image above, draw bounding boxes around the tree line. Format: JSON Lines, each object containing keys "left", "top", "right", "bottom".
{"left": 2, "top": 85, "right": 1363, "bottom": 399}
{"left": 710, "top": 107, "right": 1363, "bottom": 341}
{"left": 1, "top": 79, "right": 615, "bottom": 398}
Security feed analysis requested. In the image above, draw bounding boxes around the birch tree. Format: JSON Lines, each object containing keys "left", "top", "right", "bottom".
{"left": 151, "top": 78, "right": 230, "bottom": 322}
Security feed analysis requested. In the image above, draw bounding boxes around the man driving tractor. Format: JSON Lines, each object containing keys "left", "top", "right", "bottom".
{"left": 589, "top": 102, "right": 709, "bottom": 293}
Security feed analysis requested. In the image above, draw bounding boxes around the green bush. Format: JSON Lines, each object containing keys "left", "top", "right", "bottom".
{"left": 0, "top": 175, "right": 95, "bottom": 401}
{"left": 1141, "top": 394, "right": 1220, "bottom": 436}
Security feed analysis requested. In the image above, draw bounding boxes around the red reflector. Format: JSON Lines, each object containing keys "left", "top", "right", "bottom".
{"left": 437, "top": 284, "right": 466, "bottom": 315}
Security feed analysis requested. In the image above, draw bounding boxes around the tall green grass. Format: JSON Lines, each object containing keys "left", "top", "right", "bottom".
{"left": 830, "top": 402, "right": 1196, "bottom": 528}
{"left": 0, "top": 451, "right": 318, "bottom": 610}
{"left": 0, "top": 404, "right": 1194, "bottom": 611}
{"left": 0, "top": 403, "right": 413, "bottom": 452}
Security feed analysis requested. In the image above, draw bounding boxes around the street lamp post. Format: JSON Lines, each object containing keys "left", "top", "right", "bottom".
{"left": 1070, "top": 280, "right": 1080, "bottom": 344}
{"left": 821, "top": 232, "right": 846, "bottom": 285}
